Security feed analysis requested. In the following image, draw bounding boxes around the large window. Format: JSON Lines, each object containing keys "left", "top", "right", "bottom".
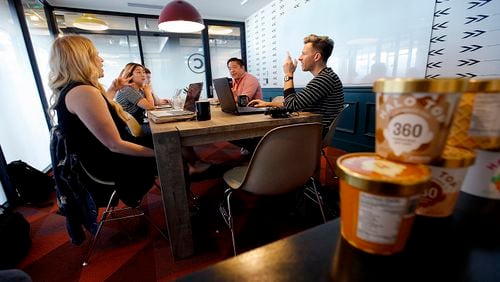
{"left": 139, "top": 17, "right": 207, "bottom": 100}
{"left": 0, "top": 0, "right": 51, "bottom": 170}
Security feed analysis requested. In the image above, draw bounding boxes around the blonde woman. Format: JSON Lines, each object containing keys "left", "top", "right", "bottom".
{"left": 48, "top": 35, "right": 156, "bottom": 206}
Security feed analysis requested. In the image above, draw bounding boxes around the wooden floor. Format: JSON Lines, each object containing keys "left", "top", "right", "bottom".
{"left": 12, "top": 142, "right": 346, "bottom": 281}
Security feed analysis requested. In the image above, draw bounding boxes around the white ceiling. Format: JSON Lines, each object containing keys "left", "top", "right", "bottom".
{"left": 46, "top": 0, "right": 273, "bottom": 21}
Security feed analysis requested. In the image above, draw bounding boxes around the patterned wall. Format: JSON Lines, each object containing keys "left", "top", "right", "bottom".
{"left": 426, "top": 0, "right": 500, "bottom": 78}
{"left": 246, "top": 0, "right": 304, "bottom": 88}
{"left": 246, "top": 0, "right": 500, "bottom": 87}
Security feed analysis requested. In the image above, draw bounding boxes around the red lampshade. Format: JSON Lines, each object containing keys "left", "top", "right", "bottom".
{"left": 158, "top": 0, "right": 205, "bottom": 33}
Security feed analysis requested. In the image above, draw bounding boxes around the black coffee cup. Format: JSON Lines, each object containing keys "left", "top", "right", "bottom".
{"left": 195, "top": 101, "right": 211, "bottom": 121}
{"left": 237, "top": 95, "right": 249, "bottom": 107}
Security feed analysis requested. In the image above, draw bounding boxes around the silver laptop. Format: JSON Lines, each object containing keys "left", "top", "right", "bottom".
{"left": 212, "top": 77, "right": 266, "bottom": 115}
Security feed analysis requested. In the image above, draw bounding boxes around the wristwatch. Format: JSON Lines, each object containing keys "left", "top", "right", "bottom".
{"left": 284, "top": 75, "right": 293, "bottom": 82}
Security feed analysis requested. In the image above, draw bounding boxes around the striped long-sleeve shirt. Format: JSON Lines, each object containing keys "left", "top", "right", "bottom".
{"left": 283, "top": 67, "right": 344, "bottom": 136}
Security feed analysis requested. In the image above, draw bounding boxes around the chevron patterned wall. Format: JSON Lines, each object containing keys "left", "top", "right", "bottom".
{"left": 246, "top": 0, "right": 500, "bottom": 86}
{"left": 427, "top": 0, "right": 500, "bottom": 78}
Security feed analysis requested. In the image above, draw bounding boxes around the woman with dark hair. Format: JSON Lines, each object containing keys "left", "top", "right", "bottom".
{"left": 114, "top": 63, "right": 155, "bottom": 123}
{"left": 118, "top": 65, "right": 210, "bottom": 175}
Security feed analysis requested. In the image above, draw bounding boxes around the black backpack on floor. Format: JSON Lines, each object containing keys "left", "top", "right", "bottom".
{"left": 0, "top": 205, "right": 31, "bottom": 269}
{"left": 6, "top": 160, "right": 54, "bottom": 206}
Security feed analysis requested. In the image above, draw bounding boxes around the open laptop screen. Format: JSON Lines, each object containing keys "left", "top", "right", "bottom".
{"left": 212, "top": 77, "right": 237, "bottom": 113}
{"left": 183, "top": 82, "right": 203, "bottom": 112}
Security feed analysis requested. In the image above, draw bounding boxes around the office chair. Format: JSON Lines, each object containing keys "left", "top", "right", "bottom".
{"left": 219, "top": 122, "right": 325, "bottom": 256}
{"left": 82, "top": 186, "right": 169, "bottom": 266}
{"left": 302, "top": 104, "right": 349, "bottom": 220}
{"left": 50, "top": 125, "right": 167, "bottom": 267}
{"left": 321, "top": 104, "right": 349, "bottom": 176}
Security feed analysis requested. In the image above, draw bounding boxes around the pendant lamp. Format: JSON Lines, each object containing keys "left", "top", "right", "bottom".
{"left": 158, "top": 0, "right": 205, "bottom": 33}
{"left": 73, "top": 13, "right": 109, "bottom": 31}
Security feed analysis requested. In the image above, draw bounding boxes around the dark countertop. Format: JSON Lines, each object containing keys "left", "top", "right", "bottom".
{"left": 178, "top": 192, "right": 500, "bottom": 282}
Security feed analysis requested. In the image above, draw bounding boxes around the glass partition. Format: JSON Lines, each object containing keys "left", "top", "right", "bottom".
{"left": 54, "top": 11, "right": 141, "bottom": 88}
{"left": 208, "top": 25, "right": 242, "bottom": 80}
{"left": 139, "top": 17, "right": 206, "bottom": 99}
{"left": 0, "top": 0, "right": 51, "bottom": 170}
{"left": 22, "top": 0, "right": 52, "bottom": 103}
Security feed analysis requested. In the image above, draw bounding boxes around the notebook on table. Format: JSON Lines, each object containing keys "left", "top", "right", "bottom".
{"left": 212, "top": 77, "right": 266, "bottom": 115}
{"left": 149, "top": 82, "right": 202, "bottom": 123}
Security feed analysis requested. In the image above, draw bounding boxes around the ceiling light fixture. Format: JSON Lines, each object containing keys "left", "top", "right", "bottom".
{"left": 208, "top": 26, "right": 233, "bottom": 35}
{"left": 73, "top": 13, "right": 109, "bottom": 31}
{"left": 240, "top": 0, "right": 249, "bottom": 5}
{"left": 158, "top": 0, "right": 205, "bottom": 33}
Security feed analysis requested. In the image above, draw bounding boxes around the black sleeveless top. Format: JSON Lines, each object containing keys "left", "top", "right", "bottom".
{"left": 55, "top": 82, "right": 129, "bottom": 181}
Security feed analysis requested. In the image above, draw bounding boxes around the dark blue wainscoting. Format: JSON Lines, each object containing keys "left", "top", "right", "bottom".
{"left": 262, "top": 87, "right": 375, "bottom": 152}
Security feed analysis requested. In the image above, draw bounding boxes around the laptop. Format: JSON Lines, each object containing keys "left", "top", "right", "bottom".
{"left": 212, "top": 77, "right": 267, "bottom": 115}
{"left": 183, "top": 82, "right": 203, "bottom": 112}
{"left": 149, "top": 82, "right": 202, "bottom": 123}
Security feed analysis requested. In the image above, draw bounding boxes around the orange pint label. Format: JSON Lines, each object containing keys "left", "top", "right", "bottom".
{"left": 340, "top": 180, "right": 420, "bottom": 254}
{"left": 336, "top": 153, "right": 431, "bottom": 255}
{"left": 357, "top": 192, "right": 418, "bottom": 244}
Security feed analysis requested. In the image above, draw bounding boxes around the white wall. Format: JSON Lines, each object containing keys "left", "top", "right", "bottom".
{"left": 246, "top": 0, "right": 500, "bottom": 87}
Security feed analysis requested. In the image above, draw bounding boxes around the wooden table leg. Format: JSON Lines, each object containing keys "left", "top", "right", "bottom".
{"left": 153, "top": 131, "right": 194, "bottom": 259}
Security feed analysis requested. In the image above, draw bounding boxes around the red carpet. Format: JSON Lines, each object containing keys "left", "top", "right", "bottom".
{"left": 13, "top": 142, "right": 345, "bottom": 281}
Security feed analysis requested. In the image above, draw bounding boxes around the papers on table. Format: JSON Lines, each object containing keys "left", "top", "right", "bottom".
{"left": 149, "top": 109, "right": 195, "bottom": 123}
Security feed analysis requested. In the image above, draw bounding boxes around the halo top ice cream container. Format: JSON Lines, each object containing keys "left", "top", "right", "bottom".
{"left": 461, "top": 149, "right": 500, "bottom": 200}
{"left": 336, "top": 153, "right": 431, "bottom": 255}
{"left": 416, "top": 146, "right": 476, "bottom": 217}
{"left": 373, "top": 78, "right": 467, "bottom": 164}
{"left": 447, "top": 79, "right": 500, "bottom": 150}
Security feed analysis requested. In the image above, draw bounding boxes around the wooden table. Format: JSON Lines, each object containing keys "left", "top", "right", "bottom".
{"left": 150, "top": 107, "right": 322, "bottom": 258}
{"left": 177, "top": 192, "right": 500, "bottom": 281}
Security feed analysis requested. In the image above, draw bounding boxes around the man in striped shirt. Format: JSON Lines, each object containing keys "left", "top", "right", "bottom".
{"left": 249, "top": 34, "right": 344, "bottom": 136}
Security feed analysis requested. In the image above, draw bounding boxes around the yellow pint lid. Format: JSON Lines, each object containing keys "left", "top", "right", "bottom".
{"left": 466, "top": 79, "right": 500, "bottom": 93}
{"left": 336, "top": 153, "right": 431, "bottom": 196}
{"left": 373, "top": 78, "right": 468, "bottom": 93}
{"left": 433, "top": 146, "right": 476, "bottom": 168}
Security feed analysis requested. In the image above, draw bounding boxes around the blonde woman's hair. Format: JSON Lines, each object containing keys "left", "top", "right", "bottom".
{"left": 47, "top": 35, "right": 133, "bottom": 129}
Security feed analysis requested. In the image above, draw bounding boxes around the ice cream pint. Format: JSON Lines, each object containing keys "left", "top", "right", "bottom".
{"left": 416, "top": 146, "right": 476, "bottom": 217}
{"left": 373, "top": 78, "right": 467, "bottom": 164}
{"left": 336, "top": 153, "right": 431, "bottom": 255}
{"left": 447, "top": 79, "right": 500, "bottom": 150}
{"left": 461, "top": 149, "right": 500, "bottom": 200}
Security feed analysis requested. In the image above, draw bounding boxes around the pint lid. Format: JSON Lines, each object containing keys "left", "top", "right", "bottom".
{"left": 467, "top": 79, "right": 500, "bottom": 93}
{"left": 373, "top": 78, "right": 467, "bottom": 93}
{"left": 433, "top": 146, "right": 476, "bottom": 168}
{"left": 336, "top": 153, "right": 431, "bottom": 196}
